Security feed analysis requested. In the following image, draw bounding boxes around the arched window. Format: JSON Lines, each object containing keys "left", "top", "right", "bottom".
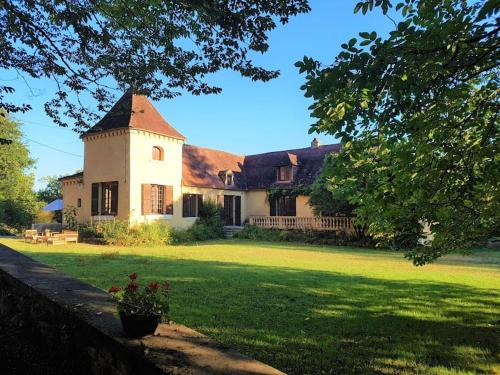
{"left": 152, "top": 146, "right": 163, "bottom": 161}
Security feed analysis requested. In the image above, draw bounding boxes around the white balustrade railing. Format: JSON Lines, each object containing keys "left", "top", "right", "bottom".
{"left": 249, "top": 216, "right": 354, "bottom": 232}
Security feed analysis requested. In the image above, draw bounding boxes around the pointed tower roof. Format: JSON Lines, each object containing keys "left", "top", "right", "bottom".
{"left": 83, "top": 90, "right": 185, "bottom": 140}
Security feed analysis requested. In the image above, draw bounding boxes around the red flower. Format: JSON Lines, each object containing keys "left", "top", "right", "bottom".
{"left": 108, "top": 285, "right": 120, "bottom": 293}
{"left": 148, "top": 282, "right": 160, "bottom": 292}
{"left": 162, "top": 281, "right": 170, "bottom": 290}
{"left": 126, "top": 281, "right": 138, "bottom": 292}
{"left": 129, "top": 272, "right": 138, "bottom": 280}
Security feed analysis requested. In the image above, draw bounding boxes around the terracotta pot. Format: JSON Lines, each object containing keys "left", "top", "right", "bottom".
{"left": 119, "top": 311, "right": 160, "bottom": 338}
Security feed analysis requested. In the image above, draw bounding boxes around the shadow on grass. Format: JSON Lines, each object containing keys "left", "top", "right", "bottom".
{"left": 20, "top": 250, "right": 500, "bottom": 375}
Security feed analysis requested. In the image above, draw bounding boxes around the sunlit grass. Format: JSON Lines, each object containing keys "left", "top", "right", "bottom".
{"left": 1, "top": 238, "right": 498, "bottom": 375}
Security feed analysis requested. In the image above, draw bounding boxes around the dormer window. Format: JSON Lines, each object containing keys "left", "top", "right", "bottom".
{"left": 152, "top": 146, "right": 164, "bottom": 161}
{"left": 277, "top": 166, "right": 292, "bottom": 182}
{"left": 226, "top": 173, "right": 233, "bottom": 186}
{"left": 219, "top": 170, "right": 234, "bottom": 186}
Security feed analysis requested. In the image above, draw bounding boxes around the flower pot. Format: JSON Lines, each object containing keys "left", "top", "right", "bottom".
{"left": 119, "top": 311, "right": 160, "bottom": 338}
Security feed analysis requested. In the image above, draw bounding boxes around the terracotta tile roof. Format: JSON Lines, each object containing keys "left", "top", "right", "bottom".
{"left": 182, "top": 144, "right": 245, "bottom": 189}
{"left": 183, "top": 143, "right": 341, "bottom": 190}
{"left": 83, "top": 90, "right": 185, "bottom": 140}
{"left": 59, "top": 171, "right": 84, "bottom": 181}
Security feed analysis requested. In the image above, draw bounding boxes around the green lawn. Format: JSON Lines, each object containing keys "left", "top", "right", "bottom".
{"left": 1, "top": 238, "right": 499, "bottom": 375}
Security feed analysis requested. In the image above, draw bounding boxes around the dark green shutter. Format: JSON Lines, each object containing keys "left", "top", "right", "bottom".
{"left": 197, "top": 194, "right": 203, "bottom": 217}
{"left": 91, "top": 183, "right": 99, "bottom": 215}
{"left": 270, "top": 197, "right": 276, "bottom": 216}
{"left": 110, "top": 181, "right": 118, "bottom": 215}
{"left": 287, "top": 196, "right": 296, "bottom": 216}
{"left": 182, "top": 194, "right": 189, "bottom": 217}
{"left": 235, "top": 196, "right": 241, "bottom": 226}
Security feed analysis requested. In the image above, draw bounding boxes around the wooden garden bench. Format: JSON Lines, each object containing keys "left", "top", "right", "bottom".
{"left": 45, "top": 230, "right": 78, "bottom": 245}
{"left": 61, "top": 230, "right": 78, "bottom": 243}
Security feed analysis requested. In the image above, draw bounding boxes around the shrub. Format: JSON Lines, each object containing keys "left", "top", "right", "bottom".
{"left": 234, "top": 224, "right": 373, "bottom": 247}
{"left": 95, "top": 219, "right": 131, "bottom": 245}
{"left": 129, "top": 221, "right": 173, "bottom": 246}
{"left": 78, "top": 224, "right": 102, "bottom": 243}
{"left": 173, "top": 200, "right": 224, "bottom": 243}
{"left": 63, "top": 206, "right": 78, "bottom": 230}
{"left": 233, "top": 225, "right": 281, "bottom": 241}
{"left": 0, "top": 223, "right": 18, "bottom": 235}
{"left": 0, "top": 198, "right": 42, "bottom": 230}
{"left": 190, "top": 219, "right": 224, "bottom": 241}
{"left": 81, "top": 220, "right": 174, "bottom": 246}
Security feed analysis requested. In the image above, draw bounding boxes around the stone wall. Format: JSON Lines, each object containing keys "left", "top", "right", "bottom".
{"left": 0, "top": 244, "right": 283, "bottom": 375}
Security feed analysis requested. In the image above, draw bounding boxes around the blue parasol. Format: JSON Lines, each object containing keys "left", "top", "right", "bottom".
{"left": 42, "top": 199, "right": 64, "bottom": 211}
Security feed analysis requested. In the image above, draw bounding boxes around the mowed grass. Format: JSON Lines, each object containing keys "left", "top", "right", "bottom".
{"left": 1, "top": 238, "right": 499, "bottom": 375}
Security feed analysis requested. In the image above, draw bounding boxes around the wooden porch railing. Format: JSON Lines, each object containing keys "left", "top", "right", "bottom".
{"left": 249, "top": 216, "right": 354, "bottom": 232}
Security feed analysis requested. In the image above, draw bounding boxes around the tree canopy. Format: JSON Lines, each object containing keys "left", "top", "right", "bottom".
{"left": 1, "top": 0, "right": 310, "bottom": 129}
{"left": 297, "top": 0, "right": 499, "bottom": 264}
{"left": 36, "top": 175, "right": 62, "bottom": 203}
{"left": 0, "top": 111, "right": 40, "bottom": 228}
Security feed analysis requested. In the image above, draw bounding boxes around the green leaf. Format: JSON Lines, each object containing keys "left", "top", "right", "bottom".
{"left": 362, "top": 3, "right": 369, "bottom": 14}
{"left": 354, "top": 2, "right": 364, "bottom": 13}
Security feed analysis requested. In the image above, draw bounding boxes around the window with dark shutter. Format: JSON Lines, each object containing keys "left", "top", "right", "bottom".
{"left": 183, "top": 193, "right": 202, "bottom": 217}
{"left": 269, "top": 196, "right": 296, "bottom": 216}
{"left": 92, "top": 181, "right": 118, "bottom": 216}
{"left": 91, "top": 183, "right": 99, "bottom": 215}
{"left": 144, "top": 184, "right": 173, "bottom": 215}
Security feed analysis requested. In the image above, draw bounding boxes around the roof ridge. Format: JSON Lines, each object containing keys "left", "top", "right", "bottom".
{"left": 246, "top": 143, "right": 341, "bottom": 158}
{"left": 184, "top": 143, "right": 244, "bottom": 158}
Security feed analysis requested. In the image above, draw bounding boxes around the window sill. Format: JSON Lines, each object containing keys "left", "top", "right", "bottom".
{"left": 91, "top": 215, "right": 116, "bottom": 221}
{"left": 144, "top": 214, "right": 173, "bottom": 219}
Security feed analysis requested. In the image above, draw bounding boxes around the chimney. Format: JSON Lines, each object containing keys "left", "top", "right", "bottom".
{"left": 311, "top": 138, "right": 320, "bottom": 149}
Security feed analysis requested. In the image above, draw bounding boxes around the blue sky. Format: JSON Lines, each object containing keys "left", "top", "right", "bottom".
{"left": 6, "top": 1, "right": 395, "bottom": 189}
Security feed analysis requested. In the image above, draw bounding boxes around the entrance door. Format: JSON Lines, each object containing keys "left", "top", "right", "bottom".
{"left": 224, "top": 195, "right": 234, "bottom": 226}
{"left": 223, "top": 195, "right": 242, "bottom": 226}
